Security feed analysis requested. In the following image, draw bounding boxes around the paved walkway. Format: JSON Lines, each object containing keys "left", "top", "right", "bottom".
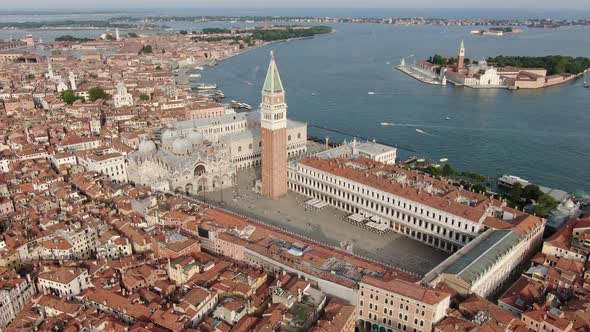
{"left": 198, "top": 166, "right": 448, "bottom": 275}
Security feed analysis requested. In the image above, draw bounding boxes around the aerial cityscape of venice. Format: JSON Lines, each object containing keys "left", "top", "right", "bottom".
{"left": 0, "top": 0, "right": 589, "bottom": 331}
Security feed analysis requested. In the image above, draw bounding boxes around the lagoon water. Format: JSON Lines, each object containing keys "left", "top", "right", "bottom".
{"left": 1, "top": 13, "right": 589, "bottom": 195}
{"left": 198, "top": 23, "right": 590, "bottom": 196}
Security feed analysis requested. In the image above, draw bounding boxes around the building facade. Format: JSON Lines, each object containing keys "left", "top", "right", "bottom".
{"left": 37, "top": 267, "right": 90, "bottom": 299}
{"left": 288, "top": 156, "right": 491, "bottom": 253}
{"left": 0, "top": 271, "right": 36, "bottom": 328}
{"left": 113, "top": 82, "right": 134, "bottom": 108}
{"left": 358, "top": 276, "right": 450, "bottom": 332}
{"left": 76, "top": 148, "right": 128, "bottom": 183}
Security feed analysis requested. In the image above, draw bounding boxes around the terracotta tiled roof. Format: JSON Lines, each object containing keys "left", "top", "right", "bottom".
{"left": 361, "top": 275, "right": 450, "bottom": 305}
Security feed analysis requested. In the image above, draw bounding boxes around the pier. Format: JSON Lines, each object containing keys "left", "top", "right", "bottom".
{"left": 395, "top": 63, "right": 445, "bottom": 86}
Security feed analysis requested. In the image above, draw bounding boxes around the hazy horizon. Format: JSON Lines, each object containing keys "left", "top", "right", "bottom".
{"left": 2, "top": 0, "right": 590, "bottom": 11}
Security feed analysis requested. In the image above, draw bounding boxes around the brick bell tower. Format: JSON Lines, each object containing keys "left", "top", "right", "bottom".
{"left": 261, "top": 50, "right": 288, "bottom": 199}
{"left": 457, "top": 39, "right": 465, "bottom": 69}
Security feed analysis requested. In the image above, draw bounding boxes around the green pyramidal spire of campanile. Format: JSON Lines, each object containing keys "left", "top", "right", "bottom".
{"left": 263, "top": 50, "right": 284, "bottom": 94}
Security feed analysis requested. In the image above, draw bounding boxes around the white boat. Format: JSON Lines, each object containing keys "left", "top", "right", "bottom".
{"left": 415, "top": 129, "right": 425, "bottom": 134}
{"left": 368, "top": 92, "right": 375, "bottom": 95}
{"left": 445, "top": 116, "right": 451, "bottom": 120}
{"left": 196, "top": 83, "right": 217, "bottom": 90}
{"left": 189, "top": 74, "right": 201, "bottom": 78}
{"left": 380, "top": 122, "right": 394, "bottom": 126}
{"left": 417, "top": 158, "right": 426, "bottom": 163}
{"left": 194, "top": 66, "right": 205, "bottom": 70}
{"left": 439, "top": 158, "right": 448, "bottom": 162}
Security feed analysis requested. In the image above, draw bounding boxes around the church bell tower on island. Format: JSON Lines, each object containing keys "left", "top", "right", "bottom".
{"left": 457, "top": 39, "right": 466, "bottom": 69}
{"left": 260, "top": 51, "right": 288, "bottom": 199}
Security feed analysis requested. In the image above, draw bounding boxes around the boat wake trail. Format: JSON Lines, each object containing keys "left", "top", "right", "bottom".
{"left": 415, "top": 128, "right": 436, "bottom": 136}
{"left": 380, "top": 122, "right": 443, "bottom": 136}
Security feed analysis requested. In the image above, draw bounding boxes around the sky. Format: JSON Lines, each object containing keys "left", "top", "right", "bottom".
{"left": 1, "top": 0, "right": 589, "bottom": 11}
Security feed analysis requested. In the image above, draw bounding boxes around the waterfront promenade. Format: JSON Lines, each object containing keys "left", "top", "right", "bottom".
{"left": 395, "top": 64, "right": 444, "bottom": 85}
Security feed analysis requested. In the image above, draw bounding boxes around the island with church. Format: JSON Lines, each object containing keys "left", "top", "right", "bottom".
{"left": 396, "top": 40, "right": 590, "bottom": 89}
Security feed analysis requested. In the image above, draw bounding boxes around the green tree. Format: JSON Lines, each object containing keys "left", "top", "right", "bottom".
{"left": 441, "top": 164, "right": 454, "bottom": 177}
{"left": 88, "top": 87, "right": 108, "bottom": 102}
{"left": 55, "top": 35, "right": 94, "bottom": 42}
{"left": 127, "top": 32, "right": 139, "bottom": 38}
{"left": 471, "top": 183, "right": 487, "bottom": 193}
{"left": 510, "top": 183, "right": 523, "bottom": 202}
{"left": 155, "top": 65, "right": 162, "bottom": 70}
{"left": 533, "top": 194, "right": 558, "bottom": 217}
{"left": 179, "top": 30, "right": 188, "bottom": 35}
{"left": 431, "top": 54, "right": 446, "bottom": 66}
{"left": 141, "top": 45, "right": 153, "bottom": 54}
{"left": 105, "top": 34, "right": 116, "bottom": 41}
{"left": 202, "top": 28, "right": 231, "bottom": 34}
{"left": 487, "top": 55, "right": 590, "bottom": 75}
{"left": 523, "top": 184, "right": 543, "bottom": 201}
{"left": 139, "top": 93, "right": 150, "bottom": 101}
{"left": 61, "top": 90, "right": 79, "bottom": 104}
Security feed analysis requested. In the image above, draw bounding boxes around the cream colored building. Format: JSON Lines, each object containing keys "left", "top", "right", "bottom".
{"left": 289, "top": 157, "right": 494, "bottom": 253}
{"left": 358, "top": 276, "right": 450, "bottom": 332}
{"left": 37, "top": 267, "right": 90, "bottom": 299}
{"left": 76, "top": 147, "right": 128, "bottom": 183}
{"left": 127, "top": 132, "right": 236, "bottom": 194}
{"left": 167, "top": 256, "right": 203, "bottom": 285}
{"left": 0, "top": 272, "right": 36, "bottom": 328}
{"left": 127, "top": 113, "right": 306, "bottom": 194}
{"left": 113, "top": 82, "right": 134, "bottom": 108}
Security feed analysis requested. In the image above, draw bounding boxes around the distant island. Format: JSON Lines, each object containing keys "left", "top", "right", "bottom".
{"left": 470, "top": 27, "right": 523, "bottom": 36}
{"left": 397, "top": 40, "right": 590, "bottom": 89}
{"left": 191, "top": 26, "right": 333, "bottom": 47}
{"left": 0, "top": 20, "right": 162, "bottom": 30}
{"left": 128, "top": 15, "right": 590, "bottom": 28}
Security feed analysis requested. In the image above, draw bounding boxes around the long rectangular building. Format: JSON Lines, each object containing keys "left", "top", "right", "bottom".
{"left": 288, "top": 155, "right": 534, "bottom": 253}
{"left": 423, "top": 218, "right": 544, "bottom": 298}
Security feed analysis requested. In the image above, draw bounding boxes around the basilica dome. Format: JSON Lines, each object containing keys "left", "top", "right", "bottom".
{"left": 138, "top": 140, "right": 156, "bottom": 154}
{"left": 161, "top": 130, "right": 179, "bottom": 147}
{"left": 187, "top": 130, "right": 204, "bottom": 145}
{"left": 172, "top": 138, "right": 192, "bottom": 155}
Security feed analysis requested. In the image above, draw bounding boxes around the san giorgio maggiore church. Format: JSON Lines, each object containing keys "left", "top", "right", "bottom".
{"left": 127, "top": 52, "right": 307, "bottom": 195}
